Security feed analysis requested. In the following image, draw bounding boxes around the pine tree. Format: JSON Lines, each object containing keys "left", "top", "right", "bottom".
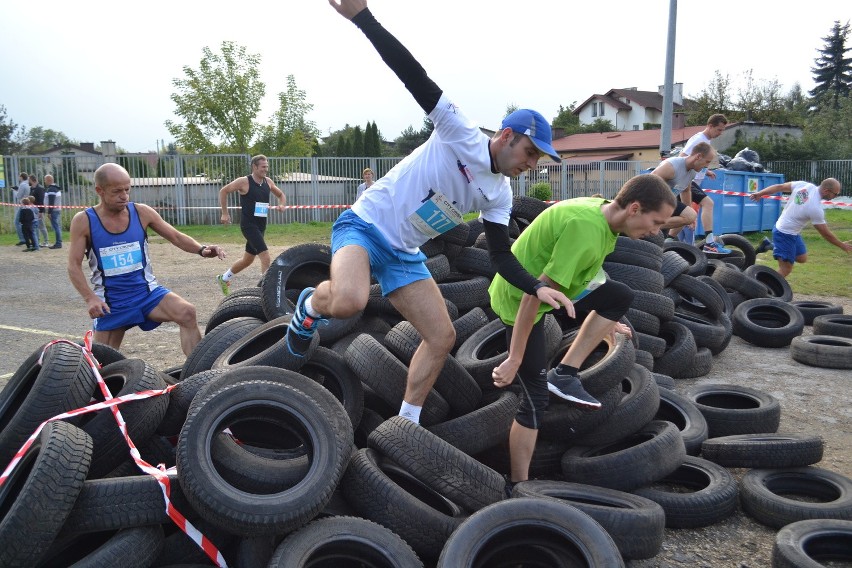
{"left": 810, "top": 20, "right": 852, "bottom": 109}
{"left": 352, "top": 125, "right": 364, "bottom": 156}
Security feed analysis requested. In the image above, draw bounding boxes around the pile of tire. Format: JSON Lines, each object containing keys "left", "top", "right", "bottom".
{"left": 1, "top": 195, "right": 850, "bottom": 566}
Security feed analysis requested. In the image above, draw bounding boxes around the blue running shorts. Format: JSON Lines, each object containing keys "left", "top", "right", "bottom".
{"left": 94, "top": 286, "right": 171, "bottom": 332}
{"left": 331, "top": 209, "right": 431, "bottom": 296}
{"left": 772, "top": 227, "right": 806, "bottom": 264}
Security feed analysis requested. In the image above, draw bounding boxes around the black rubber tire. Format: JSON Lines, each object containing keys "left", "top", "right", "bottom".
{"left": 269, "top": 515, "right": 423, "bottom": 567}
{"left": 550, "top": 330, "right": 636, "bottom": 398}
{"left": 696, "top": 274, "right": 735, "bottom": 316}
{"left": 660, "top": 250, "right": 691, "bottom": 286}
{"left": 812, "top": 313, "right": 852, "bottom": 339}
{"left": 626, "top": 308, "right": 661, "bottom": 336}
{"left": 634, "top": 349, "right": 655, "bottom": 371}
{"left": 420, "top": 238, "right": 445, "bottom": 258}
{"left": 261, "top": 242, "right": 332, "bottom": 320}
{"left": 789, "top": 301, "right": 844, "bottom": 326}
{"left": 574, "top": 364, "right": 660, "bottom": 447}
{"left": 42, "top": 524, "right": 165, "bottom": 568}
{"left": 718, "top": 233, "right": 757, "bottom": 268}
{"left": 602, "top": 261, "right": 664, "bottom": 293}
{"left": 685, "top": 383, "right": 781, "bottom": 438}
{"left": 652, "top": 372, "right": 676, "bottom": 390}
{"left": 743, "top": 264, "right": 794, "bottom": 302}
{"left": 452, "top": 246, "right": 496, "bottom": 279}
{"left": 0, "top": 341, "right": 97, "bottom": 466}
{"left": 790, "top": 335, "right": 852, "bottom": 369}
{"left": 711, "top": 262, "right": 769, "bottom": 300}
{"left": 654, "top": 384, "right": 709, "bottom": 456}
{"left": 180, "top": 316, "right": 264, "bottom": 379}
{"left": 436, "top": 497, "right": 625, "bottom": 567}
{"left": 671, "top": 310, "right": 729, "bottom": 353}
{"left": 426, "top": 391, "right": 519, "bottom": 456}
{"left": 0, "top": 420, "right": 93, "bottom": 567}
{"left": 212, "top": 314, "right": 317, "bottom": 374}
{"left": 637, "top": 332, "right": 666, "bottom": 358}
{"left": 512, "top": 480, "right": 665, "bottom": 560}
{"left": 368, "top": 416, "right": 505, "bottom": 512}
{"left": 511, "top": 194, "right": 550, "bottom": 223}
{"left": 76, "top": 341, "right": 126, "bottom": 367}
{"left": 701, "top": 433, "right": 824, "bottom": 468}
{"left": 773, "top": 518, "right": 852, "bottom": 568}
{"left": 451, "top": 307, "right": 490, "bottom": 353}
{"left": 344, "top": 333, "right": 450, "bottom": 426}
{"left": 204, "top": 294, "right": 268, "bottom": 334}
{"left": 79, "top": 358, "right": 169, "bottom": 479}
{"left": 176, "top": 372, "right": 353, "bottom": 536}
{"left": 297, "top": 345, "right": 364, "bottom": 429}
{"left": 561, "top": 420, "right": 686, "bottom": 492}
{"left": 662, "top": 241, "right": 708, "bottom": 276}
{"left": 670, "top": 273, "right": 724, "bottom": 320}
{"left": 156, "top": 368, "right": 230, "bottom": 437}
{"left": 425, "top": 253, "right": 452, "bottom": 282}
{"left": 653, "top": 320, "right": 698, "bottom": 379}
{"left": 740, "top": 466, "right": 852, "bottom": 529}
{"left": 384, "top": 320, "right": 482, "bottom": 417}
{"left": 342, "top": 448, "right": 465, "bottom": 562}
{"left": 732, "top": 297, "right": 806, "bottom": 348}
{"left": 605, "top": 236, "right": 663, "bottom": 271}
{"left": 437, "top": 276, "right": 491, "bottom": 312}
{"left": 632, "top": 455, "right": 738, "bottom": 528}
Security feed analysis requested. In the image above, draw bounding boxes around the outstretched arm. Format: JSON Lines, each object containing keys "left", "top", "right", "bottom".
{"left": 329, "top": 0, "right": 442, "bottom": 114}
{"left": 814, "top": 223, "right": 852, "bottom": 253}
{"left": 137, "top": 204, "right": 226, "bottom": 259}
{"left": 750, "top": 182, "right": 792, "bottom": 201}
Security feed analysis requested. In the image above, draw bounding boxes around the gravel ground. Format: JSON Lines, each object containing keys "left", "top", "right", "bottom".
{"left": 1, "top": 239, "right": 850, "bottom": 567}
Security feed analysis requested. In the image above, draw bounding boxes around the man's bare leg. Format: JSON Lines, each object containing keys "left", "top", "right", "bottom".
{"left": 148, "top": 293, "right": 201, "bottom": 356}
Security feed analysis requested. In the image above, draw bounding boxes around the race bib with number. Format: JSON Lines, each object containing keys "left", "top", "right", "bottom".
{"left": 254, "top": 202, "right": 269, "bottom": 217}
{"left": 573, "top": 267, "right": 607, "bottom": 301}
{"left": 100, "top": 242, "right": 143, "bottom": 276}
{"left": 408, "top": 192, "right": 463, "bottom": 238}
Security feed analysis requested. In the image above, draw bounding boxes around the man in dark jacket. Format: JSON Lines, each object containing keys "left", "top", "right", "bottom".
{"left": 28, "top": 174, "right": 48, "bottom": 246}
{"left": 44, "top": 174, "right": 63, "bottom": 248}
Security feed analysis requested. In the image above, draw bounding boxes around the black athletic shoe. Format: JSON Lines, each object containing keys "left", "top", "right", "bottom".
{"left": 546, "top": 369, "right": 601, "bottom": 409}
{"left": 756, "top": 237, "right": 774, "bottom": 254}
{"left": 285, "top": 287, "right": 328, "bottom": 357}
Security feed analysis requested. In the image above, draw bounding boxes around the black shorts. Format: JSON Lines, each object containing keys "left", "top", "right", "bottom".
{"left": 690, "top": 182, "right": 708, "bottom": 202}
{"left": 240, "top": 222, "right": 268, "bottom": 255}
{"left": 674, "top": 200, "right": 688, "bottom": 216}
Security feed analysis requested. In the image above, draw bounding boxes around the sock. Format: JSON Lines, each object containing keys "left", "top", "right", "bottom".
{"left": 303, "top": 295, "right": 322, "bottom": 318}
{"left": 222, "top": 269, "right": 234, "bottom": 281}
{"left": 555, "top": 364, "right": 579, "bottom": 376}
{"left": 398, "top": 401, "right": 422, "bottom": 424}
{"left": 705, "top": 232, "right": 715, "bottom": 243}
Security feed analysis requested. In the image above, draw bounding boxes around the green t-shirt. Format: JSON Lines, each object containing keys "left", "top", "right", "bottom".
{"left": 489, "top": 197, "right": 617, "bottom": 326}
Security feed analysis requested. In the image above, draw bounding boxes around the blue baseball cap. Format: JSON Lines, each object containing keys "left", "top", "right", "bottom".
{"left": 501, "top": 109, "right": 561, "bottom": 162}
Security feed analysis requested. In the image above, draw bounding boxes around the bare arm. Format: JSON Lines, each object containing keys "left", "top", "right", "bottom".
{"left": 67, "top": 211, "right": 111, "bottom": 318}
{"left": 137, "top": 204, "right": 226, "bottom": 259}
{"left": 268, "top": 178, "right": 287, "bottom": 210}
{"left": 218, "top": 177, "right": 247, "bottom": 224}
{"left": 750, "top": 182, "right": 793, "bottom": 201}
{"left": 814, "top": 223, "right": 852, "bottom": 252}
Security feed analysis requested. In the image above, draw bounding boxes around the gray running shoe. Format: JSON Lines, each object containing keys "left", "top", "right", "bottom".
{"left": 546, "top": 369, "right": 601, "bottom": 409}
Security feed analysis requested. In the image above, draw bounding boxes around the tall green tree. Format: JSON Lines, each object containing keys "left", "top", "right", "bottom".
{"left": 686, "top": 70, "right": 734, "bottom": 125}
{"left": 0, "top": 105, "right": 18, "bottom": 155}
{"left": 552, "top": 103, "right": 580, "bottom": 133}
{"left": 810, "top": 20, "right": 852, "bottom": 109}
{"left": 352, "top": 125, "right": 364, "bottom": 156}
{"left": 165, "top": 41, "right": 265, "bottom": 154}
{"left": 255, "top": 74, "right": 320, "bottom": 157}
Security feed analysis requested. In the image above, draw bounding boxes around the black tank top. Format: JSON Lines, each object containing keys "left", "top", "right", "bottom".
{"left": 240, "top": 175, "right": 270, "bottom": 227}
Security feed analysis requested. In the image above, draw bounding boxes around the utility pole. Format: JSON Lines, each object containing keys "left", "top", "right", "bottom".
{"left": 659, "top": 0, "right": 677, "bottom": 158}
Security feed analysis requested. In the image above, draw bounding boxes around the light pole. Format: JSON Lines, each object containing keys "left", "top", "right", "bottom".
{"left": 659, "top": 0, "right": 677, "bottom": 158}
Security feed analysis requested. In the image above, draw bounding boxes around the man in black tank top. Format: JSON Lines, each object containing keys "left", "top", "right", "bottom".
{"left": 217, "top": 154, "right": 286, "bottom": 294}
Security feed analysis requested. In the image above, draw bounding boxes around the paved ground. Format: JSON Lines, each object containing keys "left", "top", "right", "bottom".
{"left": 1, "top": 239, "right": 850, "bottom": 567}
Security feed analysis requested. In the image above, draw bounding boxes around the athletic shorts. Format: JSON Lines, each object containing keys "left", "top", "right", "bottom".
{"left": 94, "top": 286, "right": 171, "bottom": 332}
{"left": 241, "top": 221, "right": 268, "bottom": 255}
{"left": 772, "top": 227, "right": 806, "bottom": 264}
{"left": 690, "top": 182, "right": 708, "bottom": 202}
{"left": 331, "top": 209, "right": 431, "bottom": 296}
{"left": 674, "top": 200, "right": 688, "bottom": 216}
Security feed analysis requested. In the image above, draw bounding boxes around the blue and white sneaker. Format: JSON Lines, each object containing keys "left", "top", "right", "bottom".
{"left": 703, "top": 241, "right": 732, "bottom": 254}
{"left": 285, "top": 287, "right": 328, "bottom": 357}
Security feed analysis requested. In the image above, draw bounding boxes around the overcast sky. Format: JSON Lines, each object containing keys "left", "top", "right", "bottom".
{"left": 3, "top": 0, "right": 849, "bottom": 153}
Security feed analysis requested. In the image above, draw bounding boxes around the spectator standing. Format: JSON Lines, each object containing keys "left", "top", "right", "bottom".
{"left": 29, "top": 174, "right": 49, "bottom": 246}
{"left": 355, "top": 167, "right": 375, "bottom": 200}
{"left": 12, "top": 172, "right": 30, "bottom": 245}
{"left": 19, "top": 196, "right": 39, "bottom": 251}
{"left": 44, "top": 174, "right": 63, "bottom": 248}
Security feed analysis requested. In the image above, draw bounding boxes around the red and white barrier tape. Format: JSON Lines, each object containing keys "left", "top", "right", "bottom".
{"left": 702, "top": 188, "right": 852, "bottom": 207}
{"left": 0, "top": 332, "right": 228, "bottom": 568}
{"left": 1, "top": 201, "right": 352, "bottom": 211}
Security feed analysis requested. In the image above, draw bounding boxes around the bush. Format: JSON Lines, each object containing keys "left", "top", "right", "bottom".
{"left": 529, "top": 182, "right": 552, "bottom": 201}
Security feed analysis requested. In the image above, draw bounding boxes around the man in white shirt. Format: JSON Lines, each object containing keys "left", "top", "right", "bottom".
{"left": 679, "top": 114, "right": 731, "bottom": 253}
{"left": 750, "top": 178, "right": 851, "bottom": 277}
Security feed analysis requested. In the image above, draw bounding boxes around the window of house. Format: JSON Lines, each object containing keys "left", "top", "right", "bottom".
{"left": 597, "top": 102, "right": 605, "bottom": 116}
{"left": 591, "top": 104, "right": 597, "bottom": 117}
{"left": 633, "top": 125, "right": 639, "bottom": 131}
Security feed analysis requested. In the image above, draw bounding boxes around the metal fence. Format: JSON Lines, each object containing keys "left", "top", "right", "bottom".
{"left": 2, "top": 154, "right": 849, "bottom": 233}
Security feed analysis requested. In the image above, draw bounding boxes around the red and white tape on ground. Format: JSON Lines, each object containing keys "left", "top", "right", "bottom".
{"left": 0, "top": 332, "right": 228, "bottom": 568}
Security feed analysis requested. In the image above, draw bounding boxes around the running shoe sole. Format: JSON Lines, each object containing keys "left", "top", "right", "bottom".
{"left": 546, "top": 382, "right": 602, "bottom": 409}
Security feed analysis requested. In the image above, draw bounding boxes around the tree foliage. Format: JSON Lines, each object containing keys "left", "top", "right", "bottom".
{"left": 255, "top": 75, "right": 320, "bottom": 157}
{"left": 393, "top": 117, "right": 433, "bottom": 156}
{"left": 0, "top": 105, "right": 18, "bottom": 155}
{"left": 810, "top": 20, "right": 852, "bottom": 109}
{"left": 165, "top": 41, "right": 264, "bottom": 154}
{"left": 552, "top": 103, "right": 580, "bottom": 133}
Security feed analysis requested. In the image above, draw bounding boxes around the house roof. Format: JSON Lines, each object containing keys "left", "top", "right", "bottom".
{"left": 574, "top": 88, "right": 687, "bottom": 115}
{"left": 36, "top": 143, "right": 102, "bottom": 156}
{"left": 552, "top": 126, "right": 705, "bottom": 153}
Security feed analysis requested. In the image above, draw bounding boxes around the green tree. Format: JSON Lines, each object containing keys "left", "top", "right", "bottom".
{"left": 0, "top": 105, "right": 19, "bottom": 155}
{"left": 352, "top": 125, "right": 364, "bottom": 156}
{"left": 580, "top": 118, "right": 616, "bottom": 133}
{"left": 685, "top": 70, "right": 734, "bottom": 125}
{"left": 810, "top": 20, "right": 852, "bottom": 109}
{"left": 165, "top": 41, "right": 264, "bottom": 153}
{"left": 552, "top": 103, "right": 580, "bottom": 133}
{"left": 255, "top": 75, "right": 320, "bottom": 157}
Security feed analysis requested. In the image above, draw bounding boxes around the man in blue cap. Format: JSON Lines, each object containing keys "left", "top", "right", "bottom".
{"left": 285, "top": 0, "right": 572, "bottom": 425}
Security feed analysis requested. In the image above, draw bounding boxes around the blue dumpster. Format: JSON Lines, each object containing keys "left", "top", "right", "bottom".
{"left": 695, "top": 169, "right": 785, "bottom": 235}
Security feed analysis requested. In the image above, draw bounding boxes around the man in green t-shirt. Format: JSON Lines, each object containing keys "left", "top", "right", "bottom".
{"left": 490, "top": 174, "right": 675, "bottom": 489}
